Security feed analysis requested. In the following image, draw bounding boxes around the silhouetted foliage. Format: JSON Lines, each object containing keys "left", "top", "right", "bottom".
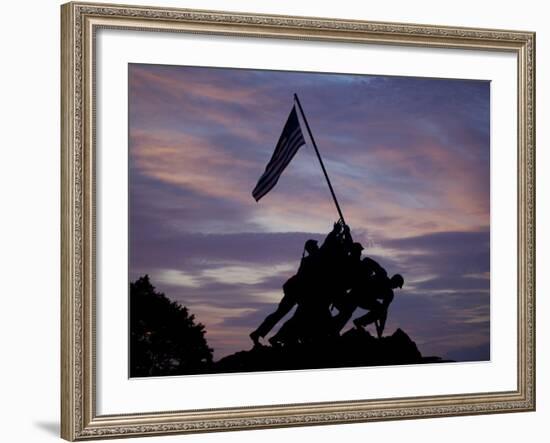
{"left": 130, "top": 275, "right": 213, "bottom": 377}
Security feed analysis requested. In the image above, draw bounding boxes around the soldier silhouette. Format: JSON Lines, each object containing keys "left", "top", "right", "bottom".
{"left": 268, "top": 221, "right": 354, "bottom": 346}
{"left": 249, "top": 238, "right": 320, "bottom": 346}
{"left": 330, "top": 241, "right": 363, "bottom": 315}
{"left": 251, "top": 220, "right": 405, "bottom": 347}
{"left": 333, "top": 256, "right": 404, "bottom": 338}
{"left": 354, "top": 273, "right": 404, "bottom": 338}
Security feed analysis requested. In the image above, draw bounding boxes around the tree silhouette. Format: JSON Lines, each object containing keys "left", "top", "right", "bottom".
{"left": 130, "top": 275, "right": 213, "bottom": 377}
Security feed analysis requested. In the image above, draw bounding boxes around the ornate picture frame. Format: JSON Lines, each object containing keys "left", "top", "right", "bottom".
{"left": 61, "top": 1, "right": 535, "bottom": 440}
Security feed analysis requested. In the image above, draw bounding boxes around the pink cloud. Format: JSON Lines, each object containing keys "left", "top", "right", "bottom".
{"left": 131, "top": 130, "right": 257, "bottom": 203}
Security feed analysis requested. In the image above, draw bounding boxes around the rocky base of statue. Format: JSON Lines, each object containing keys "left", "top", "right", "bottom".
{"left": 212, "top": 328, "right": 452, "bottom": 374}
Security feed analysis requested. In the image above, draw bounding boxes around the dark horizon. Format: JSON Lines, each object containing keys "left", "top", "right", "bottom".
{"left": 129, "top": 63, "right": 490, "bottom": 362}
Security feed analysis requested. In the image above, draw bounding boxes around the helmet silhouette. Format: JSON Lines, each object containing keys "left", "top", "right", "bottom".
{"left": 390, "top": 274, "right": 404, "bottom": 289}
{"left": 304, "top": 239, "right": 319, "bottom": 254}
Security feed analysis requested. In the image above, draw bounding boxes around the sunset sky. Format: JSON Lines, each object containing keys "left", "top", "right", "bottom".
{"left": 129, "top": 63, "right": 490, "bottom": 362}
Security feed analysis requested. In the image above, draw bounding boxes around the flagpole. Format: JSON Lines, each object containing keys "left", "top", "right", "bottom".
{"left": 293, "top": 93, "right": 346, "bottom": 225}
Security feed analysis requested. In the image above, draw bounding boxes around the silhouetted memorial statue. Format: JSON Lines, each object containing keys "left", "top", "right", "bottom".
{"left": 249, "top": 95, "right": 407, "bottom": 352}
{"left": 250, "top": 219, "right": 405, "bottom": 347}
{"left": 249, "top": 238, "right": 320, "bottom": 346}
{"left": 333, "top": 258, "right": 404, "bottom": 338}
{"left": 250, "top": 221, "right": 349, "bottom": 346}
{"left": 266, "top": 221, "right": 351, "bottom": 346}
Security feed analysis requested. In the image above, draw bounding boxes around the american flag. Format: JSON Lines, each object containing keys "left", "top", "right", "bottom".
{"left": 252, "top": 106, "right": 306, "bottom": 201}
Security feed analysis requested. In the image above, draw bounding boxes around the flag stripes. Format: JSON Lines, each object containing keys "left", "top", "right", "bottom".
{"left": 252, "top": 106, "right": 306, "bottom": 201}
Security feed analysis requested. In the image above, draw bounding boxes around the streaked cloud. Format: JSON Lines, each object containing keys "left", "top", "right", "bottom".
{"left": 202, "top": 263, "right": 294, "bottom": 286}
{"left": 157, "top": 269, "right": 200, "bottom": 288}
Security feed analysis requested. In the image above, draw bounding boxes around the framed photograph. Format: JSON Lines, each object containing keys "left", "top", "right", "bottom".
{"left": 61, "top": 1, "right": 535, "bottom": 440}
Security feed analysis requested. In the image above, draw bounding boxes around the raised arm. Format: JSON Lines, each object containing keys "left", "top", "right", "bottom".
{"left": 320, "top": 221, "right": 342, "bottom": 251}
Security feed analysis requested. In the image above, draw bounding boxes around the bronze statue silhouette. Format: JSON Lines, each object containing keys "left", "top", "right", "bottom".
{"left": 250, "top": 221, "right": 353, "bottom": 346}
{"left": 249, "top": 238, "right": 321, "bottom": 346}
{"left": 353, "top": 273, "right": 404, "bottom": 338}
{"left": 333, "top": 257, "right": 404, "bottom": 338}
{"left": 250, "top": 220, "right": 405, "bottom": 347}
{"left": 247, "top": 96, "right": 409, "bottom": 352}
